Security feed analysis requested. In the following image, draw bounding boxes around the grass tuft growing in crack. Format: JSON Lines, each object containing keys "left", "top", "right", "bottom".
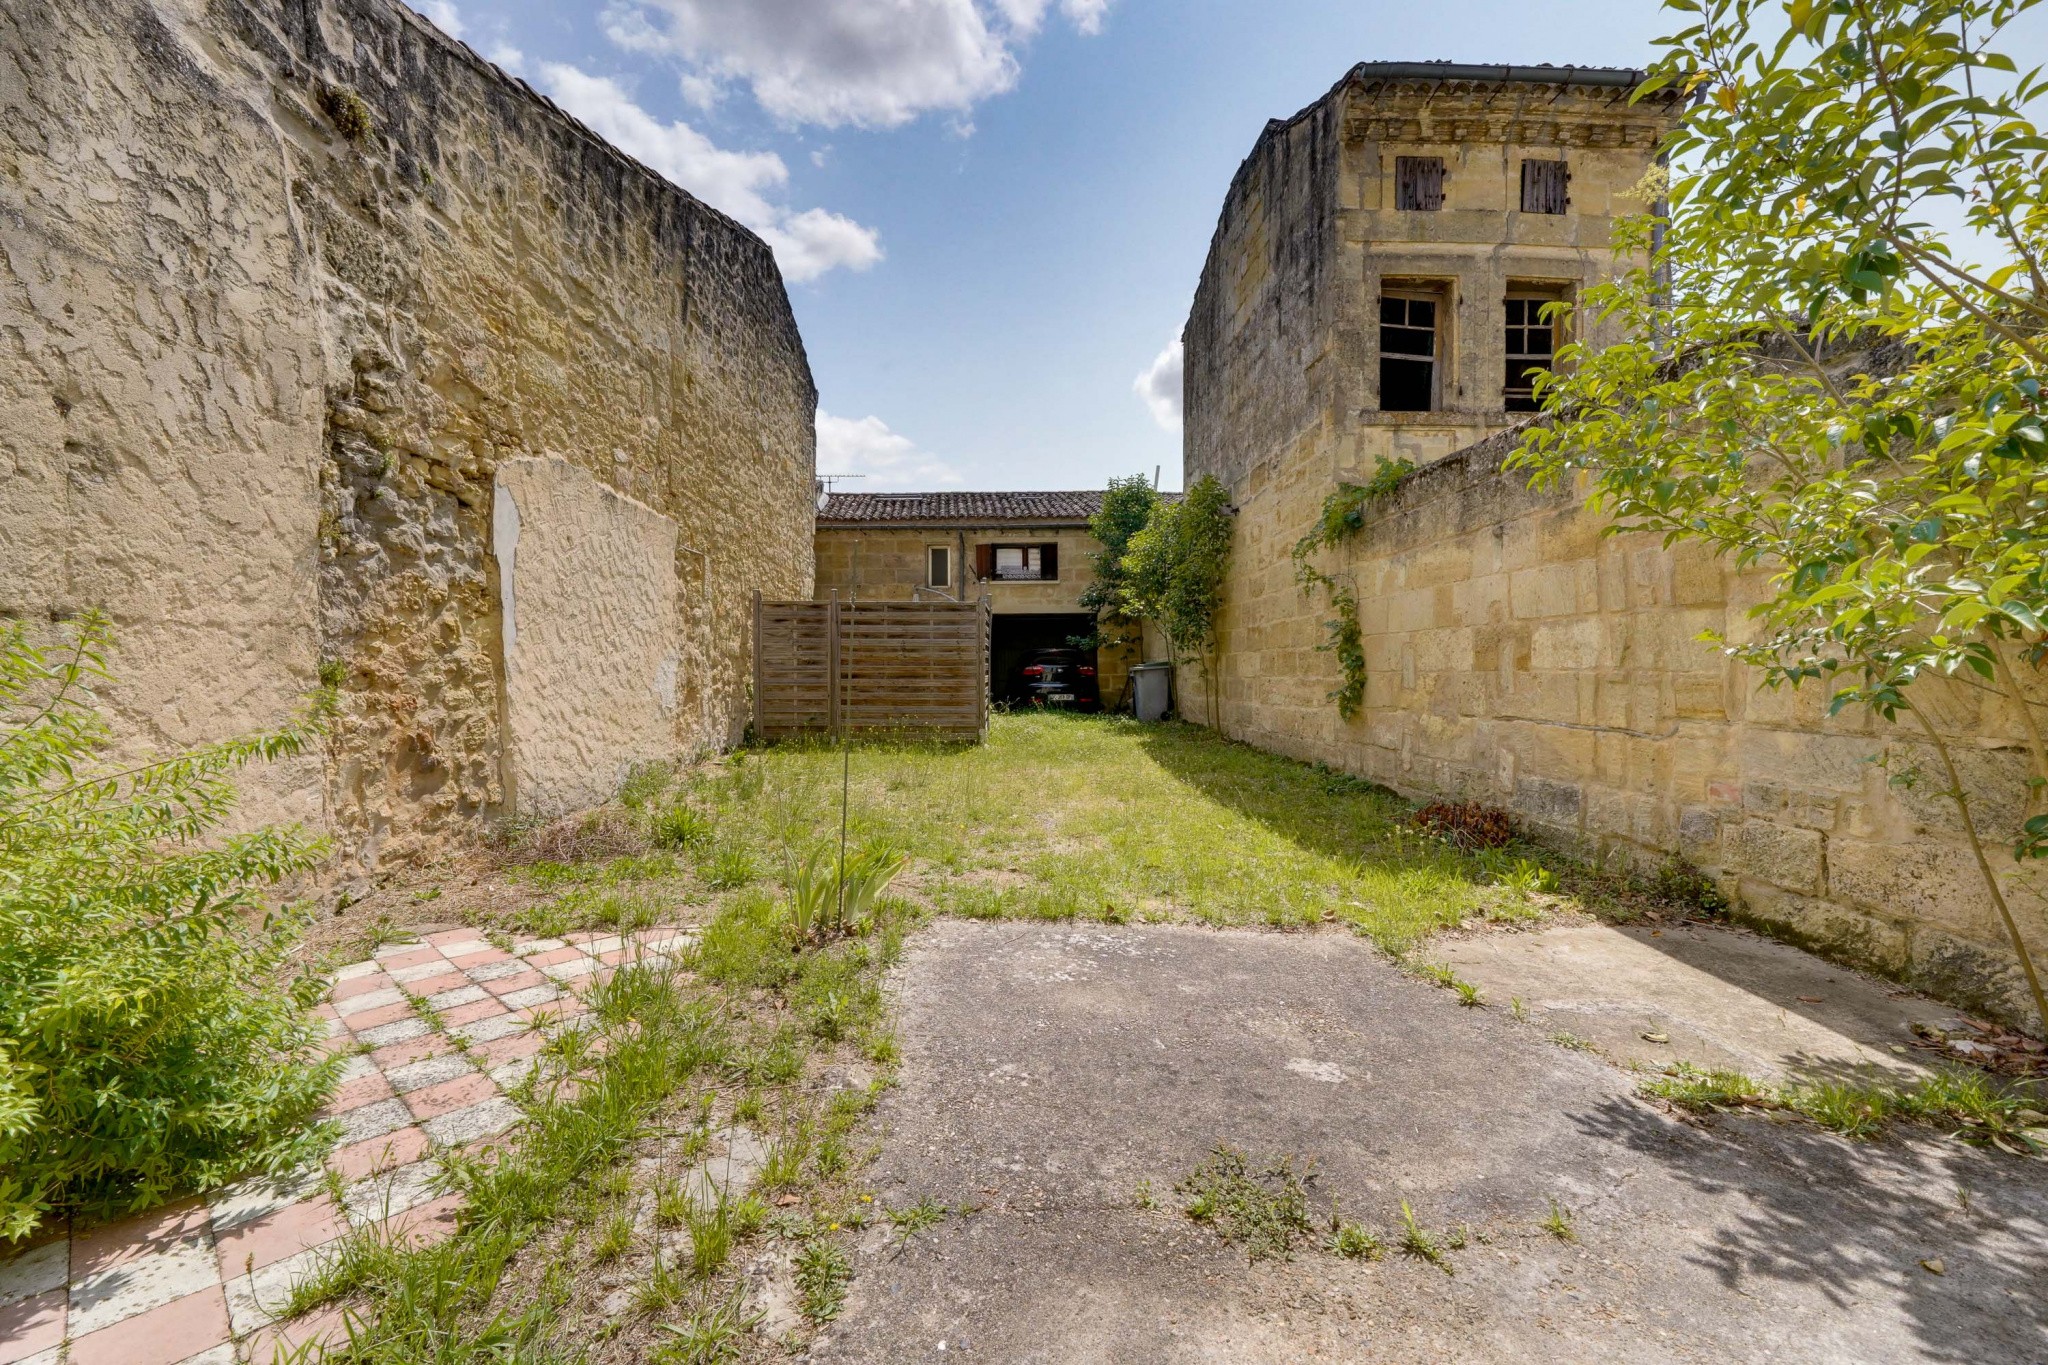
{"left": 1176, "top": 1143, "right": 1317, "bottom": 1263}
{"left": 1397, "top": 1199, "right": 1454, "bottom": 1274}
{"left": 794, "top": 1237, "right": 853, "bottom": 1322}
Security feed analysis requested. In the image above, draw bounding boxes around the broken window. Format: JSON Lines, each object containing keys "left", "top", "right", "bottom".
{"left": 1504, "top": 296, "right": 1558, "bottom": 411}
{"left": 1520, "top": 160, "right": 1569, "bottom": 215}
{"left": 975, "top": 543, "right": 1060, "bottom": 581}
{"left": 927, "top": 545, "right": 951, "bottom": 589}
{"left": 1395, "top": 156, "right": 1445, "bottom": 211}
{"left": 1379, "top": 294, "right": 1440, "bottom": 412}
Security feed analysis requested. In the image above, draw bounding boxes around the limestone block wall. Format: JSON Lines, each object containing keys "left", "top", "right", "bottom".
{"left": 814, "top": 526, "right": 1139, "bottom": 705}
{"left": 1190, "top": 430, "right": 2048, "bottom": 1027}
{"left": 2, "top": 0, "right": 815, "bottom": 866}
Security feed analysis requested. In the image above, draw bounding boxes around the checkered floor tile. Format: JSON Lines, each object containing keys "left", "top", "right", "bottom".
{"left": 0, "top": 927, "right": 693, "bottom": 1365}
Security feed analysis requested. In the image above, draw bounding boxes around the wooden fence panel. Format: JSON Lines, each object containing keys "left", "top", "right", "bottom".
{"left": 753, "top": 593, "right": 988, "bottom": 741}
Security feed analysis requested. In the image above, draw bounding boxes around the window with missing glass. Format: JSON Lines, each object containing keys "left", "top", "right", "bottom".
{"left": 1504, "top": 296, "right": 1558, "bottom": 412}
{"left": 1379, "top": 294, "right": 1440, "bottom": 412}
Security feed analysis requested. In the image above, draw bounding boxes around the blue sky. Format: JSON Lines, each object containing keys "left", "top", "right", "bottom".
{"left": 411, "top": 2, "right": 1697, "bottom": 491}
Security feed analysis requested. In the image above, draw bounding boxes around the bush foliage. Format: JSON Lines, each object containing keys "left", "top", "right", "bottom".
{"left": 0, "top": 615, "right": 338, "bottom": 1239}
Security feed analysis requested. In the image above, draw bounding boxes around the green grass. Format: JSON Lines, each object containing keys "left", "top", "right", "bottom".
{"left": 705, "top": 714, "right": 1505, "bottom": 952}
{"left": 1644, "top": 1062, "right": 2046, "bottom": 1153}
{"left": 1397, "top": 1199, "right": 1454, "bottom": 1274}
{"left": 1175, "top": 1143, "right": 1316, "bottom": 1263}
{"left": 1327, "top": 1221, "right": 1384, "bottom": 1260}
{"left": 793, "top": 1237, "right": 853, "bottom": 1321}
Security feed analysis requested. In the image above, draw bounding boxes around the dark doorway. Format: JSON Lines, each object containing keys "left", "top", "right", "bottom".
{"left": 991, "top": 613, "right": 1098, "bottom": 707}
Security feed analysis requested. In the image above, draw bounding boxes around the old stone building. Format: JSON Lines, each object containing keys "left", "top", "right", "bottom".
{"left": 1182, "top": 62, "right": 2046, "bottom": 1024}
{"left": 1, "top": 0, "right": 817, "bottom": 866}
{"left": 814, "top": 492, "right": 1141, "bottom": 707}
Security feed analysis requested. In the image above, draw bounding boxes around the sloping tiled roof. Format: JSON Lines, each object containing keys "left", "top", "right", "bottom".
{"left": 819, "top": 490, "right": 1110, "bottom": 526}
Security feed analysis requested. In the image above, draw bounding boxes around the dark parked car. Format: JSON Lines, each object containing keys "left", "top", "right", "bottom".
{"left": 1017, "top": 648, "right": 1100, "bottom": 711}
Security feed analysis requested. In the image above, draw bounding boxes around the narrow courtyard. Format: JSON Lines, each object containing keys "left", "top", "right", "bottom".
{"left": 16, "top": 715, "right": 2037, "bottom": 1362}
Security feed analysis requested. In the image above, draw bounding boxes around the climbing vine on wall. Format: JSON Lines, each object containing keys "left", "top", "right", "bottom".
{"left": 1291, "top": 459, "right": 1415, "bottom": 719}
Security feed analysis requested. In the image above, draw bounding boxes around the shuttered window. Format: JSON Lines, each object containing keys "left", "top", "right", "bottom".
{"left": 1520, "top": 160, "right": 1569, "bottom": 215}
{"left": 977, "top": 543, "right": 1059, "bottom": 581}
{"left": 1395, "top": 156, "right": 1445, "bottom": 211}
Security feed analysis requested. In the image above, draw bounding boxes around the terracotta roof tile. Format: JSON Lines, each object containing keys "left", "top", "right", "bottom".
{"left": 818, "top": 491, "right": 1109, "bottom": 526}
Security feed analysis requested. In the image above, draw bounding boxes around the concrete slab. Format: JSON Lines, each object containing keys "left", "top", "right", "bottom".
{"left": 1433, "top": 920, "right": 1949, "bottom": 1083}
{"left": 815, "top": 922, "right": 2048, "bottom": 1364}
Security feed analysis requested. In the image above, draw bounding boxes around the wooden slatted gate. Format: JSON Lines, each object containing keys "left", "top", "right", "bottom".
{"left": 752, "top": 592, "right": 990, "bottom": 741}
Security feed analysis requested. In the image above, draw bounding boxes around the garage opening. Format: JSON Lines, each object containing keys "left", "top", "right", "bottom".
{"left": 991, "top": 613, "right": 1098, "bottom": 708}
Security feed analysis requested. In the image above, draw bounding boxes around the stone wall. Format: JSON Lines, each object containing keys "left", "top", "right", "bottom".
{"left": 1197, "top": 428, "right": 2048, "bottom": 1026}
{"left": 1, "top": 0, "right": 816, "bottom": 866}
{"left": 814, "top": 525, "right": 1141, "bottom": 705}
{"left": 1181, "top": 67, "right": 2042, "bottom": 1025}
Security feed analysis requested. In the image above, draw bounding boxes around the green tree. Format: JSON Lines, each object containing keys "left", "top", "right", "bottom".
{"left": 1076, "top": 475, "right": 1160, "bottom": 652}
{"left": 1513, "top": 0, "right": 2048, "bottom": 1029}
{"left": 0, "top": 615, "right": 339, "bottom": 1239}
{"left": 1124, "top": 476, "right": 1236, "bottom": 722}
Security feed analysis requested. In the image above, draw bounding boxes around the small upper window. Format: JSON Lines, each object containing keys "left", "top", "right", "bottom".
{"left": 1380, "top": 294, "right": 1440, "bottom": 412}
{"left": 1504, "top": 297, "right": 1558, "bottom": 412}
{"left": 976, "top": 542, "right": 1060, "bottom": 582}
{"left": 927, "top": 545, "right": 951, "bottom": 589}
{"left": 1395, "top": 156, "right": 1445, "bottom": 212}
{"left": 1520, "top": 160, "right": 1569, "bottom": 215}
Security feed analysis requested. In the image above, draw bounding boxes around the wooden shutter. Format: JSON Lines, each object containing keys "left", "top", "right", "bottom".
{"left": 1396, "top": 156, "right": 1444, "bottom": 211}
{"left": 1039, "top": 542, "right": 1059, "bottom": 580}
{"left": 974, "top": 543, "right": 993, "bottom": 581}
{"left": 1520, "top": 160, "right": 1569, "bottom": 214}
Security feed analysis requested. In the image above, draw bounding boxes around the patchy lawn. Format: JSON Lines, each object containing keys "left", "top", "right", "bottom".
{"left": 669, "top": 712, "right": 1554, "bottom": 952}
{"left": 272, "top": 714, "right": 1688, "bottom": 1361}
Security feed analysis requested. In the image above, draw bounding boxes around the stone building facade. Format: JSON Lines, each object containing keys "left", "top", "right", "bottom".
{"left": 1181, "top": 63, "right": 2046, "bottom": 1025}
{"left": 1, "top": 0, "right": 817, "bottom": 866}
{"left": 814, "top": 492, "right": 1142, "bottom": 708}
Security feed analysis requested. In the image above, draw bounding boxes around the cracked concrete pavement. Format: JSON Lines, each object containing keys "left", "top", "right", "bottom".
{"left": 807, "top": 921, "right": 2048, "bottom": 1364}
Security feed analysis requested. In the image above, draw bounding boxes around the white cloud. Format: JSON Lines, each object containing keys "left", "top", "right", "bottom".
{"left": 413, "top": 0, "right": 464, "bottom": 39}
{"left": 1062, "top": 0, "right": 1111, "bottom": 35}
{"left": 600, "top": 0, "right": 1113, "bottom": 130}
{"left": 816, "top": 411, "right": 962, "bottom": 489}
{"left": 1134, "top": 337, "right": 1182, "bottom": 432}
{"left": 537, "top": 64, "right": 881, "bottom": 282}
{"left": 487, "top": 44, "right": 526, "bottom": 75}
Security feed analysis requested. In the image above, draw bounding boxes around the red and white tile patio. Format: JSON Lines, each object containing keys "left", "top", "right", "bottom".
{"left": 0, "top": 926, "right": 692, "bottom": 1365}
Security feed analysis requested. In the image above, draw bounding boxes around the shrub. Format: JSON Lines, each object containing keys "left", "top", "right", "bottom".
{"left": 0, "top": 615, "right": 339, "bottom": 1239}
{"left": 1412, "top": 802, "right": 1515, "bottom": 850}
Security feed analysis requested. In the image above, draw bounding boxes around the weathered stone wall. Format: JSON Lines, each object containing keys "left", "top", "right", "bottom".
{"left": 1, "top": 0, "right": 816, "bottom": 866}
{"left": 1217, "top": 432, "right": 2048, "bottom": 1026}
{"left": 1183, "top": 67, "right": 2044, "bottom": 1025}
{"left": 814, "top": 525, "right": 1139, "bottom": 704}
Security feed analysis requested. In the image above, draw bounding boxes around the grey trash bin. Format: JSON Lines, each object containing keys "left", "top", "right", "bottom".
{"left": 1132, "top": 663, "right": 1173, "bottom": 722}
